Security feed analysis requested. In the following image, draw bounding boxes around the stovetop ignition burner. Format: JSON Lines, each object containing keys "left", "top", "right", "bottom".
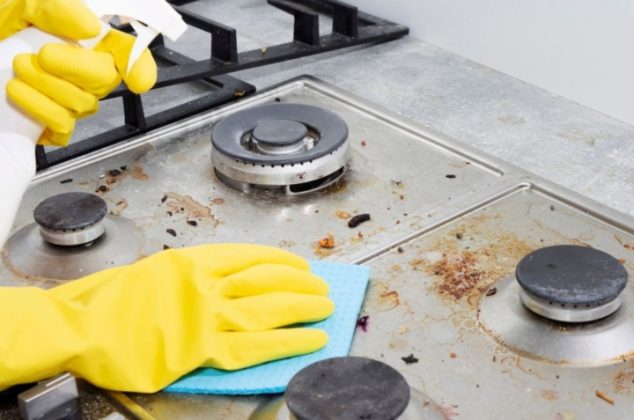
{"left": 33, "top": 192, "right": 107, "bottom": 246}
{"left": 516, "top": 245, "right": 628, "bottom": 323}
{"left": 4, "top": 193, "right": 141, "bottom": 280}
{"left": 211, "top": 103, "right": 350, "bottom": 195}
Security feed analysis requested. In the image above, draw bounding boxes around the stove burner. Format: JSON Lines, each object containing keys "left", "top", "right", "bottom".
{"left": 211, "top": 103, "right": 349, "bottom": 195}
{"left": 285, "top": 357, "right": 410, "bottom": 420}
{"left": 516, "top": 245, "right": 628, "bottom": 322}
{"left": 252, "top": 119, "right": 309, "bottom": 154}
{"left": 34, "top": 192, "right": 107, "bottom": 246}
{"left": 5, "top": 192, "right": 142, "bottom": 280}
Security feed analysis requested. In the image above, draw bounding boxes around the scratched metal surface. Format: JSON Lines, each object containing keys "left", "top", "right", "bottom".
{"left": 1, "top": 79, "right": 633, "bottom": 418}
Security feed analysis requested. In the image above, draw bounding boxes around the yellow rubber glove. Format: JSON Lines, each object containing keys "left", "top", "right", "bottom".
{"left": 1, "top": 0, "right": 157, "bottom": 146}
{"left": 0, "top": 244, "right": 335, "bottom": 393}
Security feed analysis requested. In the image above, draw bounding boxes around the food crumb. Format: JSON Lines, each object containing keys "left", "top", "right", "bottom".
{"left": 318, "top": 235, "right": 335, "bottom": 249}
{"left": 492, "top": 355, "right": 497, "bottom": 362}
{"left": 618, "top": 258, "right": 626, "bottom": 264}
{"left": 398, "top": 326, "right": 408, "bottom": 334}
{"left": 60, "top": 178, "right": 73, "bottom": 184}
{"left": 356, "top": 315, "right": 369, "bottom": 332}
{"left": 361, "top": 139, "right": 367, "bottom": 146}
{"left": 486, "top": 287, "right": 498, "bottom": 297}
{"left": 187, "top": 220, "right": 198, "bottom": 227}
{"left": 274, "top": 97, "right": 281, "bottom": 102}
{"left": 163, "top": 245, "right": 170, "bottom": 250}
{"left": 550, "top": 205, "right": 555, "bottom": 211}
{"left": 401, "top": 354, "right": 419, "bottom": 364}
{"left": 95, "top": 185, "right": 109, "bottom": 193}
{"left": 161, "top": 195, "right": 167, "bottom": 203}
{"left": 456, "top": 233, "right": 463, "bottom": 240}
{"left": 397, "top": 246, "right": 404, "bottom": 253}
{"left": 348, "top": 213, "right": 371, "bottom": 228}
{"left": 167, "top": 211, "right": 173, "bottom": 216}
{"left": 120, "top": 165, "right": 128, "bottom": 171}
{"left": 212, "top": 198, "right": 225, "bottom": 205}
{"left": 166, "top": 228, "right": 177, "bottom": 237}
{"left": 336, "top": 210, "right": 351, "bottom": 219}
{"left": 108, "top": 169, "right": 122, "bottom": 177}
{"left": 446, "top": 174, "right": 456, "bottom": 179}
{"left": 449, "top": 352, "right": 457, "bottom": 359}
{"left": 595, "top": 390, "right": 614, "bottom": 405}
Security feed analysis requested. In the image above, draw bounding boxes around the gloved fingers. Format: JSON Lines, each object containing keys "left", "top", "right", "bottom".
{"left": 38, "top": 128, "right": 72, "bottom": 147}
{"left": 6, "top": 78, "right": 74, "bottom": 134}
{"left": 21, "top": 0, "right": 101, "bottom": 41}
{"left": 206, "top": 328, "right": 328, "bottom": 370}
{"left": 94, "top": 30, "right": 157, "bottom": 94}
{"left": 38, "top": 44, "right": 121, "bottom": 98}
{"left": 13, "top": 54, "right": 99, "bottom": 116}
{"left": 222, "top": 264, "right": 329, "bottom": 297}
{"left": 218, "top": 293, "right": 334, "bottom": 331}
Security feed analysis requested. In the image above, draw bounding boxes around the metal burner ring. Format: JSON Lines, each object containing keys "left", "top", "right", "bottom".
{"left": 519, "top": 289, "right": 623, "bottom": 323}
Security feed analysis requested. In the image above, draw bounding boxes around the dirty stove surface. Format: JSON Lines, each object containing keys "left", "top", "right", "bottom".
{"left": 2, "top": 78, "right": 634, "bottom": 419}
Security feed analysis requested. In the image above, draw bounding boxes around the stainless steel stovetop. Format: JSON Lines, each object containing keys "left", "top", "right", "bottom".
{"left": 1, "top": 77, "right": 634, "bottom": 419}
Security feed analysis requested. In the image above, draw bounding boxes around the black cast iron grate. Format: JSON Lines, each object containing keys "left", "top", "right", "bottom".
{"left": 34, "top": 0, "right": 408, "bottom": 171}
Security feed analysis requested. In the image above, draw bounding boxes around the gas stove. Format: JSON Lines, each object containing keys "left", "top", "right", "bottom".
{"left": 1, "top": 77, "right": 633, "bottom": 419}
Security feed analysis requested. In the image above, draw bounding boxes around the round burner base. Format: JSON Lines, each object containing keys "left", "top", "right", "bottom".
{"left": 4, "top": 216, "right": 142, "bottom": 281}
{"left": 479, "top": 276, "right": 634, "bottom": 365}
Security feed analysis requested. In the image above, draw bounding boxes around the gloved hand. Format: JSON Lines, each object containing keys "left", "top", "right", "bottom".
{"left": 1, "top": 0, "right": 157, "bottom": 146}
{"left": 0, "top": 244, "right": 334, "bottom": 393}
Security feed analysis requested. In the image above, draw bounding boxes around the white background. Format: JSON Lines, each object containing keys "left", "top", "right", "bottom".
{"left": 346, "top": 0, "right": 634, "bottom": 125}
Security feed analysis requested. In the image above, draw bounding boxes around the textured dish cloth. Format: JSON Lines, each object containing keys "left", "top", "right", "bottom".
{"left": 166, "top": 260, "right": 370, "bottom": 395}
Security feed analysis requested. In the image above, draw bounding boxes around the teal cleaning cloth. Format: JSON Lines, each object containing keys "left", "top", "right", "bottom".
{"left": 165, "top": 261, "right": 370, "bottom": 395}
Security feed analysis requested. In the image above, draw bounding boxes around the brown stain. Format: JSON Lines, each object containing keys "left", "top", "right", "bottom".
{"left": 130, "top": 163, "right": 149, "bottom": 180}
{"left": 391, "top": 264, "right": 403, "bottom": 273}
{"left": 363, "top": 282, "right": 400, "bottom": 313}
{"left": 162, "top": 193, "right": 220, "bottom": 227}
{"left": 95, "top": 163, "right": 149, "bottom": 193}
{"left": 109, "top": 199, "right": 128, "bottom": 216}
{"left": 319, "top": 177, "right": 347, "bottom": 195}
{"left": 615, "top": 235, "right": 634, "bottom": 251}
{"left": 595, "top": 390, "right": 615, "bottom": 405}
{"left": 313, "top": 234, "right": 336, "bottom": 257}
{"left": 412, "top": 223, "right": 533, "bottom": 306}
{"left": 613, "top": 369, "right": 634, "bottom": 393}
{"left": 336, "top": 210, "right": 351, "bottom": 219}
{"left": 540, "top": 389, "right": 559, "bottom": 401}
{"left": 380, "top": 290, "right": 400, "bottom": 308}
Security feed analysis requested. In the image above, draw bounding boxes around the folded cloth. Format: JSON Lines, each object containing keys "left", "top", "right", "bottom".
{"left": 166, "top": 260, "right": 370, "bottom": 395}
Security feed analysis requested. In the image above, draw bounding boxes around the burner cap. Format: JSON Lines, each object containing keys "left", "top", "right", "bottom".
{"left": 33, "top": 193, "right": 107, "bottom": 246}
{"left": 211, "top": 103, "right": 350, "bottom": 195}
{"left": 212, "top": 103, "right": 348, "bottom": 164}
{"left": 516, "top": 245, "right": 628, "bottom": 322}
{"left": 286, "top": 357, "right": 410, "bottom": 420}
{"left": 252, "top": 119, "right": 308, "bottom": 146}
